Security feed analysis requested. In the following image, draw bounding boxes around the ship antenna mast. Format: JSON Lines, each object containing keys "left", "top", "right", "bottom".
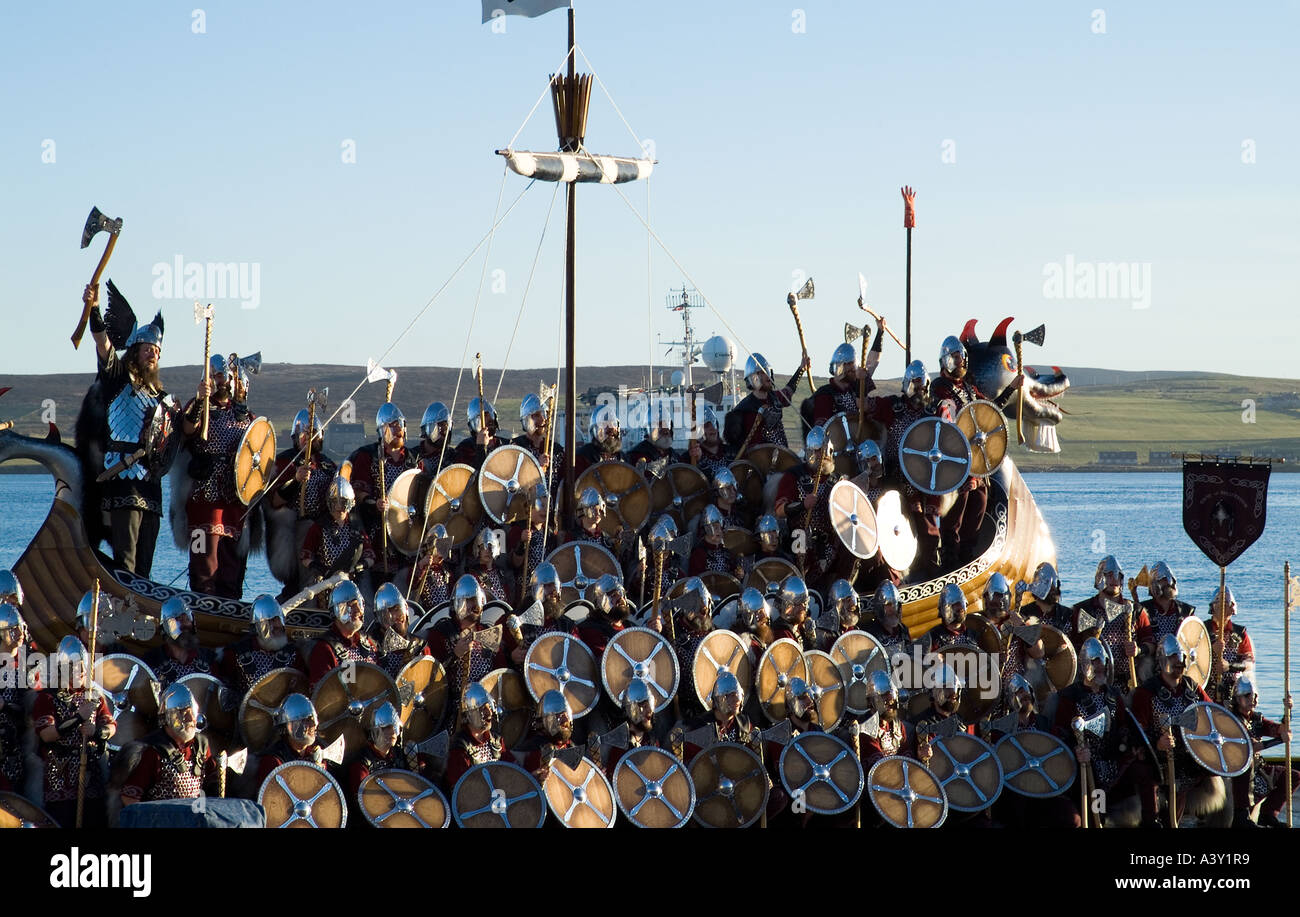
{"left": 658, "top": 285, "right": 704, "bottom": 390}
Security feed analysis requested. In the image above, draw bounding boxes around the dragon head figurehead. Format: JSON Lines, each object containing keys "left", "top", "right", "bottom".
{"left": 961, "top": 317, "right": 1069, "bottom": 454}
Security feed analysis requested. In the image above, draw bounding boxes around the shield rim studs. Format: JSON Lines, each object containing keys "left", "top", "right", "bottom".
{"left": 478, "top": 445, "right": 543, "bottom": 526}
{"left": 425, "top": 463, "right": 482, "bottom": 546}
{"left": 867, "top": 756, "right": 949, "bottom": 828}
{"left": 1176, "top": 617, "right": 1214, "bottom": 690}
{"left": 601, "top": 626, "right": 681, "bottom": 714}
{"left": 689, "top": 742, "right": 769, "bottom": 829}
{"left": 994, "top": 729, "right": 1077, "bottom": 798}
{"left": 927, "top": 733, "right": 1004, "bottom": 813}
{"left": 898, "top": 416, "right": 972, "bottom": 496}
{"left": 777, "top": 732, "right": 864, "bottom": 816}
{"left": 312, "top": 661, "right": 401, "bottom": 760}
{"left": 238, "top": 666, "right": 309, "bottom": 754}
{"left": 452, "top": 761, "right": 547, "bottom": 829}
{"left": 523, "top": 632, "right": 600, "bottom": 717}
{"left": 613, "top": 746, "right": 697, "bottom": 829}
{"left": 829, "top": 479, "right": 879, "bottom": 559}
{"left": 691, "top": 629, "right": 752, "bottom": 709}
{"left": 1179, "top": 701, "right": 1253, "bottom": 778}
{"left": 358, "top": 770, "right": 451, "bottom": 829}
{"left": 575, "top": 460, "right": 651, "bottom": 535}
{"left": 757, "top": 638, "right": 810, "bottom": 723}
{"left": 258, "top": 761, "right": 347, "bottom": 829}
{"left": 955, "top": 399, "right": 1009, "bottom": 478}
{"left": 544, "top": 756, "right": 618, "bottom": 828}
{"left": 236, "top": 416, "right": 277, "bottom": 505}
{"left": 830, "top": 631, "right": 888, "bottom": 717}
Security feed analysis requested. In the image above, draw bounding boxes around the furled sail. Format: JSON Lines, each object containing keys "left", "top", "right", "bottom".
{"left": 497, "top": 149, "right": 654, "bottom": 184}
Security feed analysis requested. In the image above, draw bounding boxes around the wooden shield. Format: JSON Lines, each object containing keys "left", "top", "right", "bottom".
{"left": 756, "top": 638, "right": 810, "bottom": 723}
{"left": 1025, "top": 623, "right": 1077, "bottom": 705}
{"left": 745, "top": 557, "right": 800, "bottom": 599}
{"left": 602, "top": 626, "right": 680, "bottom": 713}
{"left": 574, "top": 461, "right": 652, "bottom": 535}
{"left": 828, "top": 479, "right": 879, "bottom": 559}
{"left": 650, "top": 463, "right": 712, "bottom": 528}
{"left": 544, "top": 754, "right": 618, "bottom": 828}
{"left": 613, "top": 746, "right": 696, "bottom": 828}
{"left": 480, "top": 668, "right": 532, "bottom": 748}
{"left": 1177, "top": 616, "right": 1214, "bottom": 689}
{"left": 995, "top": 729, "right": 1077, "bottom": 798}
{"left": 259, "top": 761, "right": 347, "bottom": 828}
{"left": 358, "top": 770, "right": 450, "bottom": 828}
{"left": 936, "top": 644, "right": 999, "bottom": 723}
{"left": 396, "top": 656, "right": 449, "bottom": 744}
{"left": 424, "top": 463, "right": 482, "bottom": 547}
{"left": 234, "top": 416, "right": 277, "bottom": 505}
{"left": 830, "top": 630, "right": 889, "bottom": 716}
{"left": 312, "top": 661, "right": 401, "bottom": 764}
{"left": 823, "top": 412, "right": 860, "bottom": 478}
{"left": 927, "top": 733, "right": 1004, "bottom": 813}
{"left": 955, "top": 399, "right": 1009, "bottom": 478}
{"left": 1179, "top": 702, "right": 1252, "bottom": 778}
{"left": 478, "top": 444, "right": 544, "bottom": 526}
{"left": 239, "top": 667, "right": 309, "bottom": 754}
{"left": 384, "top": 467, "right": 429, "bottom": 556}
{"left": 874, "top": 490, "right": 917, "bottom": 572}
{"left": 803, "top": 650, "right": 846, "bottom": 731}
{"left": 690, "top": 742, "right": 768, "bottom": 829}
{"left": 898, "top": 417, "right": 971, "bottom": 496}
{"left": 0, "top": 792, "right": 58, "bottom": 828}
{"left": 867, "top": 756, "right": 948, "bottom": 828}
{"left": 964, "top": 613, "right": 1007, "bottom": 656}
{"left": 691, "top": 630, "right": 753, "bottom": 708}
{"left": 92, "top": 653, "right": 160, "bottom": 751}
{"left": 452, "top": 761, "right": 546, "bottom": 828}
{"left": 743, "top": 444, "right": 800, "bottom": 476}
{"left": 177, "top": 672, "right": 235, "bottom": 753}
{"left": 778, "top": 732, "right": 863, "bottom": 815}
{"left": 723, "top": 526, "right": 757, "bottom": 557}
{"left": 668, "top": 571, "right": 742, "bottom": 604}
{"left": 728, "top": 460, "right": 765, "bottom": 508}
{"left": 545, "top": 541, "right": 621, "bottom": 605}
{"left": 523, "top": 632, "right": 600, "bottom": 717}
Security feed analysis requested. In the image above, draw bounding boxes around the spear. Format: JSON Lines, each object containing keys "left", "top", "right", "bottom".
{"left": 194, "top": 302, "right": 214, "bottom": 440}
{"left": 901, "top": 186, "right": 916, "bottom": 364}
{"left": 75, "top": 579, "right": 101, "bottom": 829}
{"left": 1287, "top": 562, "right": 1295, "bottom": 827}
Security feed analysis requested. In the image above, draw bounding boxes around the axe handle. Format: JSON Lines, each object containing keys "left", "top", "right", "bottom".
{"left": 858, "top": 304, "right": 907, "bottom": 350}
{"left": 201, "top": 316, "right": 212, "bottom": 441}
{"left": 1014, "top": 335, "right": 1026, "bottom": 446}
{"left": 738, "top": 413, "right": 764, "bottom": 459}
{"left": 788, "top": 303, "right": 815, "bottom": 394}
{"left": 378, "top": 444, "right": 388, "bottom": 574}
{"left": 72, "top": 235, "right": 119, "bottom": 349}
{"left": 299, "top": 402, "right": 314, "bottom": 517}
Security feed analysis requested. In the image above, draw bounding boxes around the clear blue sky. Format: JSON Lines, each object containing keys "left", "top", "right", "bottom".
{"left": 2, "top": 1, "right": 1296, "bottom": 388}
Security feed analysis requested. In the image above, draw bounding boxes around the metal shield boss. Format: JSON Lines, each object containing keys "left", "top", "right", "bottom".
{"left": 574, "top": 460, "right": 652, "bottom": 535}
{"left": 479, "top": 667, "right": 532, "bottom": 749}
{"left": 1179, "top": 702, "right": 1252, "bottom": 778}
{"left": 803, "top": 650, "right": 846, "bottom": 731}
{"left": 691, "top": 629, "right": 753, "bottom": 709}
{"left": 778, "top": 732, "right": 864, "bottom": 815}
{"left": 544, "top": 754, "right": 618, "bottom": 828}
{"left": 1176, "top": 616, "right": 1214, "bottom": 690}
{"left": 425, "top": 463, "right": 483, "bottom": 547}
{"left": 478, "top": 444, "right": 544, "bottom": 526}
{"left": 395, "top": 655, "right": 449, "bottom": 743}
{"left": 830, "top": 630, "right": 889, "bottom": 716}
{"left": 544, "top": 541, "right": 622, "bottom": 605}
{"left": 523, "top": 632, "right": 600, "bottom": 717}
{"left": 358, "top": 770, "right": 450, "bottom": 828}
{"left": 603, "top": 626, "right": 680, "bottom": 714}
{"left": 955, "top": 399, "right": 1008, "bottom": 478}
{"left": 384, "top": 468, "right": 429, "bottom": 556}
{"left": 898, "top": 417, "right": 971, "bottom": 496}
{"left": 613, "top": 746, "right": 696, "bottom": 828}
{"left": 92, "top": 653, "right": 161, "bottom": 751}
{"left": 995, "top": 729, "right": 1077, "bottom": 798}
{"left": 926, "top": 733, "right": 1004, "bottom": 812}
{"left": 452, "top": 761, "right": 547, "bottom": 828}
{"left": 239, "top": 666, "right": 310, "bottom": 754}
{"left": 234, "top": 416, "right": 277, "bottom": 505}
{"left": 756, "top": 638, "right": 810, "bottom": 723}
{"left": 690, "top": 742, "right": 768, "bottom": 829}
{"left": 650, "top": 463, "right": 712, "bottom": 528}
{"left": 259, "top": 761, "right": 347, "bottom": 828}
{"left": 867, "top": 756, "right": 948, "bottom": 828}
{"left": 312, "top": 661, "right": 401, "bottom": 764}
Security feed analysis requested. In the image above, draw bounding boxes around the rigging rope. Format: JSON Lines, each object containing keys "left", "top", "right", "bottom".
{"left": 495, "top": 180, "right": 563, "bottom": 403}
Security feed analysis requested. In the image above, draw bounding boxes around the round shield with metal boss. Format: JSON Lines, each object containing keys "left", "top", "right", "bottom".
{"left": 926, "top": 733, "right": 1004, "bottom": 813}
{"left": 424, "top": 463, "right": 483, "bottom": 547}
{"left": 1024, "top": 622, "right": 1077, "bottom": 705}
{"left": 234, "top": 416, "right": 277, "bottom": 505}
{"left": 395, "top": 655, "right": 449, "bottom": 744}
{"left": 803, "top": 650, "right": 846, "bottom": 731}
{"left": 828, "top": 479, "right": 879, "bottom": 559}
{"left": 523, "top": 632, "right": 600, "bottom": 717}
{"left": 690, "top": 742, "right": 768, "bottom": 829}
{"left": 1176, "top": 616, "right": 1214, "bottom": 690}
{"left": 92, "top": 653, "right": 160, "bottom": 751}
{"left": 744, "top": 557, "right": 800, "bottom": 599}
{"left": 545, "top": 541, "right": 622, "bottom": 605}
{"left": 384, "top": 467, "right": 430, "bottom": 556}
{"left": 602, "top": 626, "right": 680, "bottom": 714}
{"left": 259, "top": 761, "right": 347, "bottom": 828}
{"left": 778, "top": 732, "right": 863, "bottom": 815}
{"left": 691, "top": 629, "right": 754, "bottom": 709}
{"left": 479, "top": 668, "right": 532, "bottom": 749}
{"left": 650, "top": 463, "right": 712, "bottom": 529}
{"left": 544, "top": 754, "right": 618, "bottom": 828}
{"left": 898, "top": 417, "right": 971, "bottom": 496}
{"left": 742, "top": 443, "right": 800, "bottom": 476}
{"left": 823, "top": 412, "right": 861, "bottom": 478}
{"left": 176, "top": 672, "right": 235, "bottom": 753}
{"left": 574, "top": 460, "right": 652, "bottom": 536}
{"left": 0, "top": 792, "right": 59, "bottom": 828}
{"left": 727, "top": 460, "right": 765, "bottom": 508}
{"left": 995, "top": 729, "right": 1077, "bottom": 798}
{"left": 668, "top": 571, "right": 741, "bottom": 604}
{"left": 312, "top": 661, "right": 401, "bottom": 764}
{"left": 874, "top": 490, "right": 918, "bottom": 572}
{"left": 936, "top": 643, "right": 998, "bottom": 723}
{"left": 238, "top": 666, "right": 309, "bottom": 754}
{"left": 722, "top": 526, "right": 757, "bottom": 558}
{"left": 613, "top": 746, "right": 696, "bottom": 829}
{"left": 357, "top": 770, "right": 450, "bottom": 828}
{"left": 830, "top": 630, "right": 889, "bottom": 716}
{"left": 452, "top": 760, "right": 547, "bottom": 828}
{"left": 963, "top": 612, "right": 1008, "bottom": 657}
{"left": 478, "top": 444, "right": 544, "bottom": 526}
{"left": 866, "top": 756, "right": 948, "bottom": 828}
{"left": 756, "top": 638, "right": 810, "bottom": 723}
{"left": 954, "top": 399, "right": 1008, "bottom": 478}
{"left": 1179, "top": 701, "right": 1252, "bottom": 778}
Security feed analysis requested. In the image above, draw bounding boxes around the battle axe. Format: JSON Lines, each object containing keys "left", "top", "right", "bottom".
{"left": 73, "top": 206, "right": 124, "bottom": 349}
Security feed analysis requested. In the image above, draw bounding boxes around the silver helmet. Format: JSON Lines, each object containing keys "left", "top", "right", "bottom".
{"left": 589, "top": 403, "right": 621, "bottom": 447}
{"left": 711, "top": 669, "right": 744, "bottom": 718}
{"left": 649, "top": 515, "right": 678, "bottom": 553}
{"left": 866, "top": 669, "right": 899, "bottom": 718}
{"left": 678, "top": 577, "right": 714, "bottom": 630}
{"left": 330, "top": 580, "right": 365, "bottom": 628}
{"left": 461, "top": 682, "right": 496, "bottom": 732}
{"left": 1093, "top": 555, "right": 1123, "bottom": 591}
{"left": 530, "top": 562, "right": 563, "bottom": 606}
{"left": 931, "top": 663, "right": 963, "bottom": 716}
{"left": 711, "top": 467, "right": 738, "bottom": 503}
{"left": 159, "top": 595, "right": 193, "bottom": 642}
{"left": 784, "top": 677, "right": 815, "bottom": 719}
{"left": 420, "top": 401, "right": 450, "bottom": 440}
{"left": 1079, "top": 637, "right": 1112, "bottom": 688}
{"left": 160, "top": 683, "right": 200, "bottom": 743}
{"left": 425, "top": 523, "right": 452, "bottom": 560}
{"left": 874, "top": 581, "right": 902, "bottom": 628}
{"left": 1005, "top": 673, "right": 1035, "bottom": 713}
{"left": 937, "top": 583, "right": 967, "bottom": 627}
{"left": 0, "top": 569, "right": 22, "bottom": 606}
{"left": 277, "top": 693, "right": 318, "bottom": 744}
{"left": 938, "top": 335, "right": 967, "bottom": 376}
{"left": 373, "top": 583, "right": 409, "bottom": 629}
{"left": 622, "top": 678, "right": 655, "bottom": 729}
{"left": 1232, "top": 673, "right": 1258, "bottom": 707}
{"left": 0, "top": 602, "right": 26, "bottom": 648}
{"left": 537, "top": 689, "right": 573, "bottom": 741}
{"left": 250, "top": 594, "right": 285, "bottom": 643}
{"left": 828, "top": 342, "right": 856, "bottom": 380}
{"left": 804, "top": 424, "right": 828, "bottom": 460}
{"left": 209, "top": 353, "right": 229, "bottom": 377}
{"left": 700, "top": 504, "right": 725, "bottom": 541}
{"left": 1028, "top": 562, "right": 1060, "bottom": 602}
{"left": 589, "top": 573, "right": 628, "bottom": 620}
{"left": 75, "top": 589, "right": 113, "bottom": 632}
{"left": 743, "top": 353, "right": 775, "bottom": 391}
{"left": 126, "top": 318, "right": 164, "bottom": 351}
{"left": 577, "top": 487, "right": 606, "bottom": 523}
{"left": 291, "top": 409, "right": 323, "bottom": 448}
{"left": 1156, "top": 633, "right": 1188, "bottom": 678}
{"left": 326, "top": 476, "right": 355, "bottom": 515}
{"left": 779, "top": 575, "right": 810, "bottom": 624}
{"left": 453, "top": 575, "right": 486, "bottom": 624}
{"left": 376, "top": 403, "right": 406, "bottom": 445}
{"left": 901, "top": 360, "right": 929, "bottom": 399}
{"left": 1149, "top": 561, "right": 1177, "bottom": 600}
{"left": 755, "top": 514, "right": 780, "bottom": 552}
{"left": 1211, "top": 585, "right": 1237, "bottom": 618}
{"left": 368, "top": 700, "right": 402, "bottom": 751}
{"left": 466, "top": 397, "right": 497, "bottom": 435}
{"left": 981, "top": 573, "right": 1011, "bottom": 621}
{"left": 700, "top": 406, "right": 720, "bottom": 438}
{"left": 472, "top": 527, "right": 499, "bottom": 559}
{"left": 519, "top": 392, "right": 546, "bottom": 435}
{"left": 855, "top": 439, "right": 883, "bottom": 475}
{"left": 828, "top": 579, "right": 859, "bottom": 629}
{"left": 738, "top": 587, "right": 771, "bottom": 630}
{"left": 56, "top": 635, "right": 90, "bottom": 687}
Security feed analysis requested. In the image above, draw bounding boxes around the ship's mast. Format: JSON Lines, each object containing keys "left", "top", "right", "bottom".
{"left": 658, "top": 285, "right": 704, "bottom": 391}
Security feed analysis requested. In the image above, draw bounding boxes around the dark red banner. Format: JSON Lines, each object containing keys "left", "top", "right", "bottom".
{"left": 1182, "top": 461, "right": 1271, "bottom": 567}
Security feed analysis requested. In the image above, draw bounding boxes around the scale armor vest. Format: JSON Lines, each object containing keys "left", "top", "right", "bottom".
{"left": 106, "top": 384, "right": 160, "bottom": 481}
{"left": 42, "top": 689, "right": 106, "bottom": 802}
{"left": 231, "top": 639, "right": 300, "bottom": 695}
{"left": 375, "top": 630, "right": 423, "bottom": 679}
{"left": 701, "top": 546, "right": 736, "bottom": 574}
{"left": 193, "top": 404, "right": 252, "bottom": 504}
{"left": 143, "top": 732, "right": 208, "bottom": 801}
{"left": 150, "top": 651, "right": 214, "bottom": 689}
{"left": 826, "top": 384, "right": 858, "bottom": 418}
{"left": 929, "top": 625, "right": 977, "bottom": 652}
{"left": 1080, "top": 595, "right": 1133, "bottom": 661}
{"left": 714, "top": 712, "right": 754, "bottom": 747}
{"left": 475, "top": 567, "right": 509, "bottom": 603}
{"left": 696, "top": 449, "right": 731, "bottom": 481}
{"left": 1143, "top": 676, "right": 1202, "bottom": 790}
{"left": 455, "top": 731, "right": 504, "bottom": 767}
{"left": 325, "top": 632, "right": 378, "bottom": 668}
{"left": 0, "top": 681, "right": 26, "bottom": 787}
{"left": 1067, "top": 685, "right": 1122, "bottom": 788}
{"left": 416, "top": 564, "right": 452, "bottom": 608}
{"left": 300, "top": 463, "right": 334, "bottom": 519}
{"left": 314, "top": 519, "right": 366, "bottom": 573}
{"left": 438, "top": 622, "right": 496, "bottom": 698}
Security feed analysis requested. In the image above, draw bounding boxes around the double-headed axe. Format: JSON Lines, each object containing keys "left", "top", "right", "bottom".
{"left": 73, "top": 207, "right": 124, "bottom": 349}
{"left": 194, "top": 303, "right": 214, "bottom": 439}
{"left": 786, "top": 277, "right": 816, "bottom": 394}
{"left": 299, "top": 386, "right": 329, "bottom": 516}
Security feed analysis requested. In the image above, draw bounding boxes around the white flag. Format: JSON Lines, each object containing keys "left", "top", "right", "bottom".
{"left": 481, "top": 0, "right": 568, "bottom": 23}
